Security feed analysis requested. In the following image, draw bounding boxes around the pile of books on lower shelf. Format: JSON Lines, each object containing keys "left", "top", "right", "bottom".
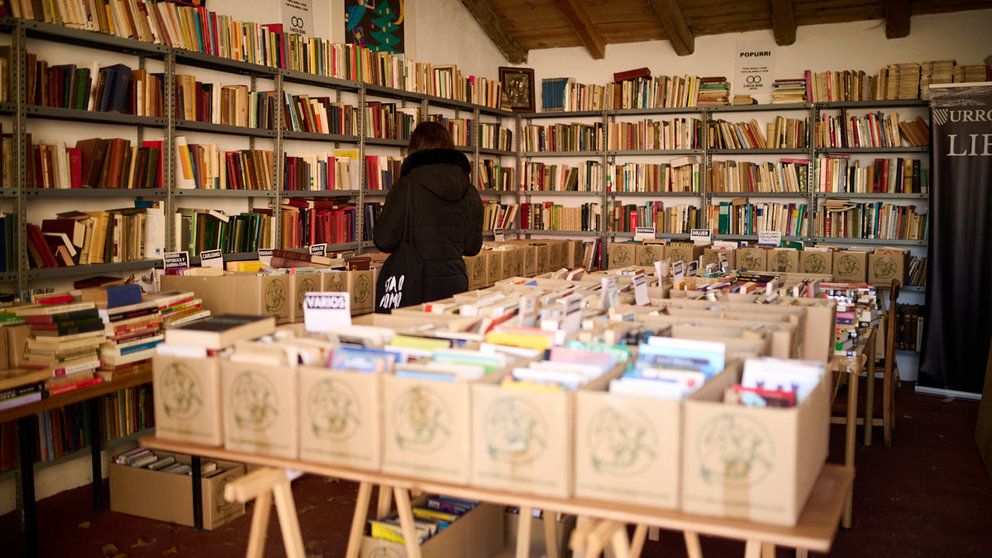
{"left": 29, "top": 205, "right": 162, "bottom": 269}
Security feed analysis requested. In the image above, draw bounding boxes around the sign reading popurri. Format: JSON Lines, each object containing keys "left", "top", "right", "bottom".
{"left": 734, "top": 40, "right": 776, "bottom": 97}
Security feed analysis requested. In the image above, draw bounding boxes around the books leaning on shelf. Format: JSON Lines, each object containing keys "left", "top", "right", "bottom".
{"left": 817, "top": 201, "right": 928, "bottom": 241}
{"left": 522, "top": 161, "right": 603, "bottom": 192}
{"left": 173, "top": 77, "right": 275, "bottom": 129}
{"left": 707, "top": 117, "right": 809, "bottom": 150}
{"left": 895, "top": 303, "right": 925, "bottom": 352}
{"left": 174, "top": 137, "right": 275, "bottom": 190}
{"left": 477, "top": 123, "right": 513, "bottom": 151}
{"left": 364, "top": 102, "right": 419, "bottom": 141}
{"left": 425, "top": 115, "right": 472, "bottom": 148}
{"left": 364, "top": 155, "right": 402, "bottom": 191}
{"left": 482, "top": 202, "right": 518, "bottom": 232}
{"left": 284, "top": 151, "right": 360, "bottom": 192}
{"left": 25, "top": 136, "right": 164, "bottom": 190}
{"left": 710, "top": 200, "right": 809, "bottom": 237}
{"left": 816, "top": 156, "right": 928, "bottom": 194}
{"left": 174, "top": 208, "right": 272, "bottom": 257}
{"left": 283, "top": 94, "right": 356, "bottom": 136}
{"left": 906, "top": 255, "right": 927, "bottom": 287}
{"left": 608, "top": 157, "right": 702, "bottom": 193}
{"left": 29, "top": 207, "right": 153, "bottom": 268}
{"left": 21, "top": 54, "right": 163, "bottom": 116}
{"left": 477, "top": 159, "right": 514, "bottom": 192}
{"left": 606, "top": 118, "right": 702, "bottom": 151}
{"left": 519, "top": 202, "right": 601, "bottom": 232}
{"left": 609, "top": 201, "right": 700, "bottom": 235}
{"left": 603, "top": 74, "right": 703, "bottom": 110}
{"left": 815, "top": 111, "right": 929, "bottom": 148}
{"left": 708, "top": 159, "right": 809, "bottom": 193}
{"left": 280, "top": 198, "right": 356, "bottom": 249}
{"left": 524, "top": 122, "right": 605, "bottom": 153}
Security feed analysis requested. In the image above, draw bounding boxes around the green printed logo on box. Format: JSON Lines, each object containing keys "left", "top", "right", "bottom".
{"left": 230, "top": 370, "right": 279, "bottom": 431}
{"left": 484, "top": 397, "right": 547, "bottom": 465}
{"left": 308, "top": 378, "right": 361, "bottom": 441}
{"left": 697, "top": 414, "right": 775, "bottom": 487}
{"left": 162, "top": 362, "right": 202, "bottom": 420}
{"left": 265, "top": 280, "right": 287, "bottom": 314}
{"left": 393, "top": 386, "right": 451, "bottom": 453}
{"left": 588, "top": 406, "right": 658, "bottom": 476}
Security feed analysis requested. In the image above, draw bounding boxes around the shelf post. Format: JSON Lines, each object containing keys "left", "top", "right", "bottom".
{"left": 14, "top": 20, "right": 27, "bottom": 294}
{"left": 164, "top": 50, "right": 176, "bottom": 251}
{"left": 273, "top": 73, "right": 284, "bottom": 250}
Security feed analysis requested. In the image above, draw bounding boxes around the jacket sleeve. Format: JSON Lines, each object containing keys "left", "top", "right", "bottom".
{"left": 463, "top": 190, "right": 484, "bottom": 257}
{"left": 373, "top": 181, "right": 407, "bottom": 253}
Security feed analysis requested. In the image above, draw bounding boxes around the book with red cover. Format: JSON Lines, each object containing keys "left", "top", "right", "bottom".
{"left": 27, "top": 224, "right": 59, "bottom": 267}
{"left": 48, "top": 376, "right": 103, "bottom": 396}
{"left": 613, "top": 67, "right": 650, "bottom": 83}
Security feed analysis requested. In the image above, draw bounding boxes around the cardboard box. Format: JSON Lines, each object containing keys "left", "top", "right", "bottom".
{"left": 565, "top": 240, "right": 585, "bottom": 268}
{"left": 503, "top": 247, "right": 524, "bottom": 278}
{"left": 833, "top": 251, "right": 868, "bottom": 282}
{"left": 548, "top": 240, "right": 566, "bottom": 270}
{"left": 298, "top": 367, "right": 381, "bottom": 470}
{"left": 289, "top": 272, "right": 322, "bottom": 323}
{"left": 766, "top": 249, "right": 800, "bottom": 273}
{"left": 321, "top": 270, "right": 376, "bottom": 315}
{"left": 736, "top": 247, "right": 767, "bottom": 271}
{"left": 608, "top": 242, "right": 637, "bottom": 269}
{"left": 360, "top": 502, "right": 504, "bottom": 558}
{"left": 161, "top": 273, "right": 291, "bottom": 323}
{"left": 799, "top": 250, "right": 833, "bottom": 275}
{"left": 636, "top": 243, "right": 666, "bottom": 267}
{"left": 464, "top": 253, "right": 487, "bottom": 291}
{"left": 110, "top": 451, "right": 245, "bottom": 530}
{"left": 868, "top": 251, "right": 907, "bottom": 286}
{"left": 485, "top": 250, "right": 504, "bottom": 287}
{"left": 702, "top": 248, "right": 736, "bottom": 270}
{"left": 681, "top": 370, "right": 830, "bottom": 526}
{"left": 222, "top": 359, "right": 298, "bottom": 459}
{"left": 665, "top": 243, "right": 704, "bottom": 266}
{"left": 520, "top": 245, "right": 538, "bottom": 276}
{"left": 153, "top": 355, "right": 224, "bottom": 446}
{"left": 534, "top": 243, "right": 551, "bottom": 273}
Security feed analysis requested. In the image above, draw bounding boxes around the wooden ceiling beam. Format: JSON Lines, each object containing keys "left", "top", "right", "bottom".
{"left": 885, "top": 0, "right": 911, "bottom": 39}
{"left": 460, "top": 0, "right": 529, "bottom": 64}
{"left": 769, "top": 0, "right": 796, "bottom": 46}
{"left": 553, "top": 0, "right": 607, "bottom": 59}
{"left": 646, "top": 0, "right": 695, "bottom": 56}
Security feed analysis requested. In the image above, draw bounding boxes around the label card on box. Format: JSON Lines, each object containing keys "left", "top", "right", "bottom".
{"left": 309, "top": 243, "right": 327, "bottom": 257}
{"left": 758, "top": 231, "right": 782, "bottom": 247}
{"left": 303, "top": 292, "right": 351, "bottom": 332}
{"left": 634, "top": 226, "right": 656, "bottom": 242}
{"left": 691, "top": 228, "right": 712, "bottom": 246}
{"left": 672, "top": 261, "right": 685, "bottom": 283}
{"left": 687, "top": 261, "right": 699, "bottom": 276}
{"left": 494, "top": 228, "right": 505, "bottom": 242}
{"left": 718, "top": 252, "right": 730, "bottom": 272}
{"left": 258, "top": 249, "right": 273, "bottom": 265}
{"left": 601, "top": 276, "right": 620, "bottom": 309}
{"left": 633, "top": 270, "right": 649, "bottom": 306}
{"left": 200, "top": 249, "right": 223, "bottom": 270}
{"left": 163, "top": 251, "right": 189, "bottom": 270}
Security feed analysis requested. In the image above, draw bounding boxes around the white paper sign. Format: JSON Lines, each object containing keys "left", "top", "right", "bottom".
{"left": 303, "top": 292, "right": 351, "bottom": 332}
{"left": 758, "top": 231, "right": 782, "bottom": 247}
{"left": 258, "top": 249, "right": 274, "bottom": 265}
{"left": 734, "top": 40, "right": 776, "bottom": 98}
{"left": 163, "top": 251, "right": 189, "bottom": 270}
{"left": 309, "top": 243, "right": 327, "bottom": 257}
{"left": 654, "top": 260, "right": 669, "bottom": 284}
{"left": 672, "top": 261, "right": 686, "bottom": 283}
{"left": 634, "top": 227, "right": 656, "bottom": 242}
{"left": 687, "top": 261, "right": 699, "bottom": 276}
{"left": 494, "top": 228, "right": 506, "bottom": 242}
{"left": 633, "top": 270, "right": 649, "bottom": 306}
{"left": 690, "top": 228, "right": 712, "bottom": 246}
{"left": 282, "top": 0, "right": 313, "bottom": 36}
{"left": 200, "top": 249, "right": 224, "bottom": 270}
{"left": 601, "top": 277, "right": 620, "bottom": 309}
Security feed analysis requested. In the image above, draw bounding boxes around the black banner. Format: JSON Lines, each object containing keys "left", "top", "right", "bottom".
{"left": 921, "top": 84, "right": 992, "bottom": 393}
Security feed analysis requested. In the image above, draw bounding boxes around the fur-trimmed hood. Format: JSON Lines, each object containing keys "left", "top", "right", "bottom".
{"left": 400, "top": 148, "right": 472, "bottom": 202}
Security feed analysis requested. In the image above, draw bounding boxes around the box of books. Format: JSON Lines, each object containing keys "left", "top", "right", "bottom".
{"left": 109, "top": 448, "right": 245, "bottom": 530}
{"left": 799, "top": 249, "right": 833, "bottom": 275}
{"left": 548, "top": 240, "right": 567, "bottom": 270}
{"left": 502, "top": 246, "right": 524, "bottom": 278}
{"left": 665, "top": 242, "right": 704, "bottom": 266}
{"left": 470, "top": 342, "right": 626, "bottom": 498}
{"left": 608, "top": 242, "right": 637, "bottom": 269}
{"left": 298, "top": 350, "right": 389, "bottom": 470}
{"left": 702, "top": 247, "right": 736, "bottom": 270}
{"left": 832, "top": 250, "right": 868, "bottom": 282}
{"left": 288, "top": 271, "right": 322, "bottom": 323}
{"left": 574, "top": 338, "right": 734, "bottom": 510}
{"left": 767, "top": 248, "right": 800, "bottom": 273}
{"left": 160, "top": 273, "right": 291, "bottom": 323}
{"left": 564, "top": 240, "right": 585, "bottom": 269}
{"left": 320, "top": 269, "right": 376, "bottom": 315}
{"left": 736, "top": 247, "right": 767, "bottom": 271}
{"left": 360, "top": 498, "right": 504, "bottom": 558}
{"left": 464, "top": 253, "right": 487, "bottom": 291}
{"left": 636, "top": 242, "right": 667, "bottom": 267}
{"left": 153, "top": 355, "right": 224, "bottom": 446}
{"left": 868, "top": 249, "right": 908, "bottom": 287}
{"left": 485, "top": 250, "right": 504, "bottom": 287}
{"left": 518, "top": 244, "right": 538, "bottom": 276}
{"left": 222, "top": 347, "right": 302, "bottom": 459}
{"left": 681, "top": 358, "right": 830, "bottom": 526}
{"left": 535, "top": 242, "right": 552, "bottom": 273}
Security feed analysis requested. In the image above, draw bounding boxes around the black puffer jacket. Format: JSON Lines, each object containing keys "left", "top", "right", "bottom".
{"left": 373, "top": 148, "right": 483, "bottom": 302}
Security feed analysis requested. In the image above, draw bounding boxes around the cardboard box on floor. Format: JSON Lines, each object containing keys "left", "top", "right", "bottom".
{"left": 832, "top": 250, "right": 868, "bottom": 282}
{"left": 109, "top": 450, "right": 245, "bottom": 530}
{"left": 222, "top": 358, "right": 298, "bottom": 459}
{"left": 298, "top": 367, "right": 382, "bottom": 471}
{"left": 153, "top": 355, "right": 224, "bottom": 446}
{"left": 160, "top": 273, "right": 291, "bottom": 323}
{"left": 681, "top": 367, "right": 830, "bottom": 526}
{"left": 359, "top": 502, "right": 504, "bottom": 558}
{"left": 320, "top": 269, "right": 375, "bottom": 315}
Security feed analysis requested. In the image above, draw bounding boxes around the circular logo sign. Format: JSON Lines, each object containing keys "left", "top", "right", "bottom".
{"left": 355, "top": 274, "right": 372, "bottom": 305}
{"left": 265, "top": 281, "right": 287, "bottom": 313}
{"left": 297, "top": 277, "right": 318, "bottom": 310}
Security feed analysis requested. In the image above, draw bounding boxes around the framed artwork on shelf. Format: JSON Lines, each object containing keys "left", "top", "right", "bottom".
{"left": 500, "top": 67, "right": 535, "bottom": 113}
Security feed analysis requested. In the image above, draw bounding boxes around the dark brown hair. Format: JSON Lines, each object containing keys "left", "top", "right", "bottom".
{"left": 407, "top": 121, "right": 454, "bottom": 154}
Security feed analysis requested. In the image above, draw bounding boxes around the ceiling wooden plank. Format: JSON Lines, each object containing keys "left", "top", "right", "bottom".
{"left": 646, "top": 0, "right": 695, "bottom": 55}
{"left": 769, "top": 0, "right": 797, "bottom": 45}
{"left": 885, "top": 0, "right": 911, "bottom": 38}
{"left": 460, "top": 0, "right": 529, "bottom": 64}
{"left": 553, "top": 0, "right": 607, "bottom": 59}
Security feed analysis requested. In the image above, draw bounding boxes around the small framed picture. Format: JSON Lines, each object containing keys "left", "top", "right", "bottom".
{"left": 499, "top": 67, "right": 535, "bottom": 113}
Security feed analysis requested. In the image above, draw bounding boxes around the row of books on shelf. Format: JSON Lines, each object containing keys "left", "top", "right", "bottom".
{"left": 543, "top": 74, "right": 727, "bottom": 111}
{"left": 365, "top": 101, "right": 418, "bottom": 142}
{"left": 524, "top": 122, "right": 604, "bottom": 152}
{"left": 815, "top": 112, "right": 929, "bottom": 149}
{"left": 610, "top": 158, "right": 702, "bottom": 194}
{"left": 708, "top": 117, "right": 808, "bottom": 150}
{"left": 610, "top": 202, "right": 701, "bottom": 235}
{"left": 478, "top": 159, "right": 513, "bottom": 191}
{"left": 817, "top": 156, "right": 928, "bottom": 194}
{"left": 906, "top": 255, "right": 926, "bottom": 287}
{"left": 27, "top": 205, "right": 160, "bottom": 268}
{"left": 895, "top": 304, "right": 925, "bottom": 353}
{"left": 15, "top": 134, "right": 164, "bottom": 190}
{"left": 519, "top": 202, "right": 601, "bottom": 232}
{"left": 174, "top": 208, "right": 272, "bottom": 257}
{"left": 818, "top": 201, "right": 928, "bottom": 241}
{"left": 482, "top": 201, "right": 517, "bottom": 232}
{"left": 606, "top": 118, "right": 701, "bottom": 151}
{"left": 805, "top": 61, "right": 991, "bottom": 103}
{"left": 710, "top": 201, "right": 809, "bottom": 238}
{"left": 1, "top": 0, "right": 504, "bottom": 108}
{"left": 19, "top": 54, "right": 163, "bottom": 116}
{"left": 280, "top": 199, "right": 356, "bottom": 250}
{"left": 175, "top": 139, "right": 275, "bottom": 191}
{"left": 522, "top": 160, "right": 604, "bottom": 193}
{"left": 709, "top": 159, "right": 809, "bottom": 194}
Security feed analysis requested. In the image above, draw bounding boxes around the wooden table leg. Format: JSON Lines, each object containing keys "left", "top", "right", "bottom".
{"left": 744, "top": 540, "right": 761, "bottom": 558}
{"left": 865, "top": 357, "right": 875, "bottom": 447}
{"left": 587, "top": 520, "right": 622, "bottom": 558}
{"left": 393, "top": 487, "right": 421, "bottom": 558}
{"left": 761, "top": 542, "right": 776, "bottom": 558}
{"left": 609, "top": 525, "right": 632, "bottom": 558}
{"left": 796, "top": 549, "right": 809, "bottom": 558}
{"left": 648, "top": 527, "right": 660, "bottom": 541}
{"left": 345, "top": 482, "right": 373, "bottom": 558}
{"left": 272, "top": 480, "right": 306, "bottom": 558}
{"left": 882, "top": 332, "right": 893, "bottom": 446}
{"left": 246, "top": 490, "right": 271, "bottom": 558}
{"left": 517, "top": 506, "right": 534, "bottom": 558}
{"left": 843, "top": 365, "right": 859, "bottom": 529}
{"left": 543, "top": 511, "right": 560, "bottom": 558}
{"left": 376, "top": 484, "right": 393, "bottom": 519}
{"left": 629, "top": 525, "right": 648, "bottom": 558}
{"left": 684, "top": 531, "right": 703, "bottom": 558}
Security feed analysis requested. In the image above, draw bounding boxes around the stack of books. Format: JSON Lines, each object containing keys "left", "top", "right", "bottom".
{"left": 0, "top": 367, "right": 50, "bottom": 411}
{"left": 145, "top": 290, "right": 210, "bottom": 330}
{"left": 98, "top": 299, "right": 164, "bottom": 369}
{"left": 17, "top": 301, "right": 106, "bottom": 394}
{"left": 610, "top": 337, "right": 723, "bottom": 399}
{"left": 771, "top": 78, "right": 807, "bottom": 104}
{"left": 696, "top": 77, "right": 730, "bottom": 107}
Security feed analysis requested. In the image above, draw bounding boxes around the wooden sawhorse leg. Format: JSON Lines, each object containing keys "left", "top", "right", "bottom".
{"left": 345, "top": 483, "right": 422, "bottom": 558}
{"left": 843, "top": 366, "right": 859, "bottom": 529}
{"left": 569, "top": 518, "right": 631, "bottom": 558}
{"left": 224, "top": 467, "right": 305, "bottom": 558}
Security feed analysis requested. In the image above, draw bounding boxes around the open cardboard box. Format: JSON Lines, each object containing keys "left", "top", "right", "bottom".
{"left": 289, "top": 272, "right": 322, "bottom": 323}
{"left": 109, "top": 450, "right": 245, "bottom": 530}
{"left": 161, "top": 272, "right": 291, "bottom": 323}
{"left": 222, "top": 358, "right": 299, "bottom": 459}
{"left": 298, "top": 366, "right": 383, "bottom": 471}
{"left": 320, "top": 269, "right": 376, "bottom": 315}
{"left": 153, "top": 355, "right": 224, "bottom": 447}
{"left": 353, "top": 312, "right": 481, "bottom": 332}
{"left": 359, "top": 501, "right": 504, "bottom": 558}
{"left": 681, "top": 366, "right": 830, "bottom": 526}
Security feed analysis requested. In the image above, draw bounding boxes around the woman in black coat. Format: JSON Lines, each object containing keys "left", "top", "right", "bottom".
{"left": 373, "top": 122, "right": 484, "bottom": 303}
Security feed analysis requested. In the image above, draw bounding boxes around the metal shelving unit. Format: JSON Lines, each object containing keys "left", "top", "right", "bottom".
{"left": 26, "top": 188, "right": 168, "bottom": 198}
{"left": 27, "top": 260, "right": 161, "bottom": 280}
{"left": 813, "top": 237, "right": 928, "bottom": 246}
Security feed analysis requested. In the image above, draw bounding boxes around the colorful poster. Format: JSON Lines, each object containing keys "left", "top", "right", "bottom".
{"left": 345, "top": 0, "right": 405, "bottom": 54}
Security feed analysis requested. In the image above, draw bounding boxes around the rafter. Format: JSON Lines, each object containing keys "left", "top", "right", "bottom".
{"left": 460, "top": 0, "right": 528, "bottom": 64}
{"left": 646, "top": 0, "right": 694, "bottom": 56}
{"left": 769, "top": 0, "right": 796, "bottom": 46}
{"left": 553, "top": 0, "right": 606, "bottom": 60}
{"left": 885, "top": 0, "right": 911, "bottom": 39}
